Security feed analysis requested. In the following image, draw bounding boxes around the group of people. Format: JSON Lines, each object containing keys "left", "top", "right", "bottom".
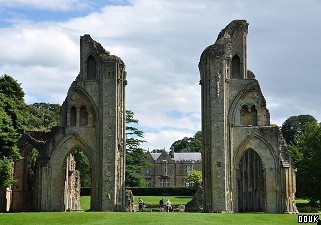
{"left": 137, "top": 197, "right": 174, "bottom": 212}
{"left": 159, "top": 197, "right": 173, "bottom": 212}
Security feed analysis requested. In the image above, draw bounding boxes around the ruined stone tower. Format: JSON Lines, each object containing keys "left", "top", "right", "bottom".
{"left": 12, "top": 35, "right": 127, "bottom": 212}
{"left": 199, "top": 20, "right": 297, "bottom": 213}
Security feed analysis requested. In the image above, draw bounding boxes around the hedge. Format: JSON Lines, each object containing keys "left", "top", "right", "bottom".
{"left": 80, "top": 187, "right": 91, "bottom": 196}
{"left": 128, "top": 187, "right": 196, "bottom": 196}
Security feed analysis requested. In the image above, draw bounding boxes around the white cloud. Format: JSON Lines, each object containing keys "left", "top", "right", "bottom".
{"left": 142, "top": 129, "right": 195, "bottom": 151}
{"left": 0, "top": 26, "right": 78, "bottom": 68}
{"left": 0, "top": 0, "right": 88, "bottom": 11}
{"left": 1, "top": 0, "right": 321, "bottom": 149}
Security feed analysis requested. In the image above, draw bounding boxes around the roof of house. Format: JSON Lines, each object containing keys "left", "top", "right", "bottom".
{"left": 150, "top": 153, "right": 161, "bottom": 160}
{"left": 149, "top": 152, "right": 201, "bottom": 162}
{"left": 173, "top": 152, "right": 201, "bottom": 162}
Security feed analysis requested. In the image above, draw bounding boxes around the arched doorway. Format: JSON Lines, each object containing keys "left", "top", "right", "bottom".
{"left": 237, "top": 149, "right": 265, "bottom": 212}
{"left": 63, "top": 147, "right": 92, "bottom": 211}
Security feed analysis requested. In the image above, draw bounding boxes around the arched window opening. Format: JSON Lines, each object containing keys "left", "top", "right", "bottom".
{"left": 240, "top": 105, "right": 258, "bottom": 126}
{"left": 87, "top": 55, "right": 96, "bottom": 80}
{"left": 237, "top": 149, "right": 265, "bottom": 212}
{"left": 70, "top": 106, "right": 77, "bottom": 126}
{"left": 79, "top": 106, "right": 88, "bottom": 126}
{"left": 231, "top": 54, "right": 241, "bottom": 79}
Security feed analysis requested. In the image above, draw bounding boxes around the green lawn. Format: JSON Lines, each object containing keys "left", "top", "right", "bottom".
{"left": 0, "top": 212, "right": 298, "bottom": 225}
{"left": 80, "top": 196, "right": 91, "bottom": 211}
{"left": 80, "top": 196, "right": 192, "bottom": 211}
{"left": 1, "top": 197, "right": 317, "bottom": 225}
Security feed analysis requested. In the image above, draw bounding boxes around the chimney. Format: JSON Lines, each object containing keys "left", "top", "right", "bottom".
{"left": 169, "top": 147, "right": 175, "bottom": 159}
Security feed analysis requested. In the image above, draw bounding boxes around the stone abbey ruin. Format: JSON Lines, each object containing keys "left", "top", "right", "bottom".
{"left": 2, "top": 20, "right": 297, "bottom": 213}
{"left": 199, "top": 20, "right": 297, "bottom": 213}
{"left": 10, "top": 34, "right": 127, "bottom": 212}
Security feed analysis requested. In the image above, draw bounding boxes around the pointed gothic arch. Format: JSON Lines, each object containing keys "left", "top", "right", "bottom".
{"left": 237, "top": 149, "right": 265, "bottom": 212}
{"left": 233, "top": 134, "right": 278, "bottom": 213}
{"left": 46, "top": 134, "right": 96, "bottom": 211}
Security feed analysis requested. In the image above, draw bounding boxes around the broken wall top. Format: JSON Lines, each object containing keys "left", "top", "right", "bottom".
{"left": 200, "top": 20, "right": 248, "bottom": 59}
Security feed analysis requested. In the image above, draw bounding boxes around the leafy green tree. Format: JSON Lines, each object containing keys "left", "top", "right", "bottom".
{"left": 26, "top": 102, "right": 61, "bottom": 131}
{"left": 281, "top": 115, "right": 317, "bottom": 144}
{"left": 0, "top": 158, "right": 14, "bottom": 187}
{"left": 26, "top": 148, "right": 38, "bottom": 190}
{"left": 0, "top": 74, "right": 26, "bottom": 187}
{"left": 125, "top": 110, "right": 149, "bottom": 187}
{"left": 194, "top": 131, "right": 202, "bottom": 142}
{"left": 187, "top": 170, "right": 202, "bottom": 187}
{"left": 170, "top": 131, "right": 202, "bottom": 152}
{"left": 288, "top": 121, "right": 321, "bottom": 205}
{"left": 0, "top": 75, "right": 27, "bottom": 135}
{"left": 0, "top": 74, "right": 25, "bottom": 102}
{"left": 73, "top": 149, "right": 91, "bottom": 187}
{"left": 23, "top": 103, "right": 61, "bottom": 189}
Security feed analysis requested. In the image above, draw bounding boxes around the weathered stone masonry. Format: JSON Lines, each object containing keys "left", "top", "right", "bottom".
{"left": 199, "top": 20, "right": 298, "bottom": 213}
{"left": 11, "top": 35, "right": 127, "bottom": 212}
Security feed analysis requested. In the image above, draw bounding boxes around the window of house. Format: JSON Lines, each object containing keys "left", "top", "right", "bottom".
{"left": 145, "top": 178, "right": 152, "bottom": 187}
{"left": 161, "top": 160, "right": 168, "bottom": 175}
{"left": 182, "top": 178, "right": 192, "bottom": 187}
{"left": 184, "top": 165, "right": 193, "bottom": 174}
{"left": 160, "top": 178, "right": 169, "bottom": 187}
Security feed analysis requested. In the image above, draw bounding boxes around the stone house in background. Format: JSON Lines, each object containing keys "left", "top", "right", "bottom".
{"left": 141, "top": 149, "right": 202, "bottom": 187}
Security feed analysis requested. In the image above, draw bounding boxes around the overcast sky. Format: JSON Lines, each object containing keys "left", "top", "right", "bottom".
{"left": 0, "top": 0, "right": 320, "bottom": 150}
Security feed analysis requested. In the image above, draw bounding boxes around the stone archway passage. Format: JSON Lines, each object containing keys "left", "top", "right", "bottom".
{"left": 237, "top": 149, "right": 265, "bottom": 212}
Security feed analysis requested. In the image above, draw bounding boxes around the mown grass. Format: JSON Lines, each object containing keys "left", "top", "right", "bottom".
{"left": 80, "top": 196, "right": 91, "bottom": 211}
{"left": 80, "top": 196, "right": 192, "bottom": 211}
{"left": 0, "top": 212, "right": 298, "bottom": 225}
{"left": 1, "top": 197, "right": 317, "bottom": 225}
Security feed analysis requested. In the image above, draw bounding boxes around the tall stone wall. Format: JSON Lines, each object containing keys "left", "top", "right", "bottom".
{"left": 12, "top": 35, "right": 127, "bottom": 212}
{"left": 199, "top": 20, "right": 298, "bottom": 213}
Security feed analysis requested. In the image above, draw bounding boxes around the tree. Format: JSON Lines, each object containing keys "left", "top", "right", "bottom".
{"left": 26, "top": 102, "right": 61, "bottom": 131}
{"left": 0, "top": 75, "right": 27, "bottom": 135}
{"left": 0, "top": 74, "right": 26, "bottom": 187}
{"left": 125, "top": 110, "right": 149, "bottom": 187}
{"left": 23, "top": 103, "right": 61, "bottom": 189}
{"left": 0, "top": 158, "right": 14, "bottom": 187}
{"left": 187, "top": 170, "right": 202, "bottom": 187}
{"left": 170, "top": 131, "right": 202, "bottom": 152}
{"left": 281, "top": 115, "right": 317, "bottom": 144}
{"left": 288, "top": 121, "right": 321, "bottom": 205}
{"left": 73, "top": 148, "right": 91, "bottom": 187}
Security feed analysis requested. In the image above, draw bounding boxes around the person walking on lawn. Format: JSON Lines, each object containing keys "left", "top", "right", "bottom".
{"left": 166, "top": 199, "right": 172, "bottom": 212}
{"left": 138, "top": 198, "right": 145, "bottom": 212}
{"left": 159, "top": 197, "right": 164, "bottom": 212}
